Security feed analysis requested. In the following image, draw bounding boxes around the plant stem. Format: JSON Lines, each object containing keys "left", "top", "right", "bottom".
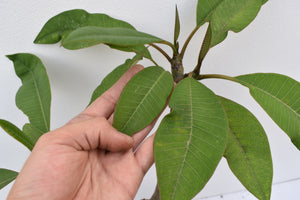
{"left": 179, "top": 25, "right": 201, "bottom": 58}
{"left": 150, "top": 44, "right": 172, "bottom": 62}
{"left": 193, "top": 25, "right": 212, "bottom": 76}
{"left": 159, "top": 41, "right": 178, "bottom": 54}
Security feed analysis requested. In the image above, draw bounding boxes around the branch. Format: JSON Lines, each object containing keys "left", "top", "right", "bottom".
{"left": 150, "top": 44, "right": 172, "bottom": 63}
{"left": 142, "top": 184, "right": 160, "bottom": 200}
{"left": 179, "top": 25, "right": 201, "bottom": 58}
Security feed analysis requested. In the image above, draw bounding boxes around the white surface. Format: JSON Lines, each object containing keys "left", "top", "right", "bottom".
{"left": 0, "top": 0, "right": 300, "bottom": 199}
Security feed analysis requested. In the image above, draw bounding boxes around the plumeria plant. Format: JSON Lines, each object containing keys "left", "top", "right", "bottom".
{"left": 1, "top": 1, "right": 300, "bottom": 200}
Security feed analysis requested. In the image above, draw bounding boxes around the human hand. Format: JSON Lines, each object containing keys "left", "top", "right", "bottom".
{"left": 7, "top": 65, "right": 156, "bottom": 200}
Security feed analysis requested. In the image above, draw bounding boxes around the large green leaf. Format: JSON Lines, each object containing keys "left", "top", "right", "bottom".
{"left": 88, "top": 53, "right": 143, "bottom": 105}
{"left": 154, "top": 78, "right": 228, "bottom": 200}
{"left": 113, "top": 66, "right": 173, "bottom": 136}
{"left": 0, "top": 119, "right": 34, "bottom": 150}
{"left": 7, "top": 53, "right": 51, "bottom": 134}
{"left": 197, "top": 0, "right": 223, "bottom": 26}
{"left": 235, "top": 73, "right": 300, "bottom": 150}
{"left": 197, "top": 0, "right": 265, "bottom": 47}
{"left": 34, "top": 9, "right": 151, "bottom": 58}
{"left": 220, "top": 96, "right": 273, "bottom": 200}
{"left": 34, "top": 9, "right": 134, "bottom": 44}
{"left": 210, "top": 0, "right": 262, "bottom": 47}
{"left": 62, "top": 26, "right": 163, "bottom": 50}
{"left": 0, "top": 169, "right": 18, "bottom": 190}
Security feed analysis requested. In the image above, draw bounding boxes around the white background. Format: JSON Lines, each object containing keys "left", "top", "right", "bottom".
{"left": 1, "top": 0, "right": 300, "bottom": 199}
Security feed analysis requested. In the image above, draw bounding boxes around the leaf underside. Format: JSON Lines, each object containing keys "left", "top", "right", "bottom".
{"left": 113, "top": 66, "right": 173, "bottom": 136}
{"left": 7, "top": 53, "right": 51, "bottom": 134}
{"left": 235, "top": 73, "right": 300, "bottom": 150}
{"left": 0, "top": 169, "right": 18, "bottom": 190}
{"left": 197, "top": 0, "right": 266, "bottom": 47}
{"left": 220, "top": 96, "right": 273, "bottom": 200}
{"left": 154, "top": 78, "right": 228, "bottom": 200}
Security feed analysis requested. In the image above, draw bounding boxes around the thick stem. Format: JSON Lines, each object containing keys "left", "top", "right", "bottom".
{"left": 142, "top": 184, "right": 160, "bottom": 200}
{"left": 171, "top": 54, "right": 184, "bottom": 83}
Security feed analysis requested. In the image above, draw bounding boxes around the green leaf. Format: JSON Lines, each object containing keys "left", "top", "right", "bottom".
{"left": 113, "top": 66, "right": 173, "bottom": 136}
{"left": 154, "top": 78, "right": 228, "bottom": 200}
{"left": 210, "top": 0, "right": 262, "bottom": 47}
{"left": 174, "top": 5, "right": 180, "bottom": 45}
{"left": 7, "top": 53, "right": 51, "bottom": 133}
{"left": 235, "top": 73, "right": 300, "bottom": 150}
{"left": 0, "top": 169, "right": 18, "bottom": 190}
{"left": 220, "top": 96, "right": 273, "bottom": 200}
{"left": 197, "top": 0, "right": 223, "bottom": 26}
{"left": 62, "top": 26, "right": 164, "bottom": 50}
{"left": 89, "top": 53, "right": 144, "bottom": 105}
{"left": 34, "top": 9, "right": 152, "bottom": 58}
{"left": 22, "top": 123, "right": 43, "bottom": 146}
{"left": 197, "top": 0, "right": 266, "bottom": 47}
{"left": 34, "top": 9, "right": 134, "bottom": 44}
{"left": 0, "top": 119, "right": 34, "bottom": 150}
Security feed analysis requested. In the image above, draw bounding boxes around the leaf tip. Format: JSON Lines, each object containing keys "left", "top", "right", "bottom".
{"left": 6, "top": 54, "right": 16, "bottom": 61}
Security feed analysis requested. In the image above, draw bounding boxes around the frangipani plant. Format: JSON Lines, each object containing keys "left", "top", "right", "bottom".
{"left": 1, "top": 1, "right": 300, "bottom": 200}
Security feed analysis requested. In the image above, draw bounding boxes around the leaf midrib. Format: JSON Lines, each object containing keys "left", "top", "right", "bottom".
{"left": 228, "top": 128, "right": 266, "bottom": 199}
{"left": 119, "top": 70, "right": 166, "bottom": 132}
{"left": 171, "top": 80, "right": 194, "bottom": 199}
{"left": 238, "top": 78, "right": 300, "bottom": 119}
{"left": 64, "top": 32, "right": 160, "bottom": 46}
{"left": 19, "top": 61, "right": 49, "bottom": 132}
{"left": 0, "top": 174, "right": 18, "bottom": 187}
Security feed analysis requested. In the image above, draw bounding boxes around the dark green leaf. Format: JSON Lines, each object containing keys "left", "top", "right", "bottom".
{"left": 0, "top": 169, "right": 18, "bottom": 190}
{"left": 154, "top": 78, "right": 228, "bottom": 200}
{"left": 174, "top": 6, "right": 180, "bottom": 45}
{"left": 89, "top": 53, "right": 144, "bottom": 105}
{"left": 235, "top": 73, "right": 300, "bottom": 150}
{"left": 113, "top": 66, "right": 173, "bottom": 136}
{"left": 34, "top": 9, "right": 152, "bottom": 57}
{"left": 0, "top": 119, "right": 34, "bottom": 150}
{"left": 7, "top": 53, "right": 51, "bottom": 133}
{"left": 62, "top": 26, "right": 164, "bottom": 50}
{"left": 220, "top": 96, "right": 273, "bottom": 200}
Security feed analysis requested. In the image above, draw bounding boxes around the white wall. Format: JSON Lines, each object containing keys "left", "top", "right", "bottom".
{"left": 0, "top": 0, "right": 300, "bottom": 199}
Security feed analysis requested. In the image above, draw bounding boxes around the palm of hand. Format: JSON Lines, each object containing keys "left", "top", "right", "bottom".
{"left": 7, "top": 66, "right": 156, "bottom": 200}
{"left": 29, "top": 141, "right": 147, "bottom": 200}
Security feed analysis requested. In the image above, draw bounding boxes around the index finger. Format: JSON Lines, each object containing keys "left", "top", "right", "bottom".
{"left": 71, "top": 65, "right": 144, "bottom": 123}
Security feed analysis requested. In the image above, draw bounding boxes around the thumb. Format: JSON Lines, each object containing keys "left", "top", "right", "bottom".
{"left": 45, "top": 117, "right": 133, "bottom": 152}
